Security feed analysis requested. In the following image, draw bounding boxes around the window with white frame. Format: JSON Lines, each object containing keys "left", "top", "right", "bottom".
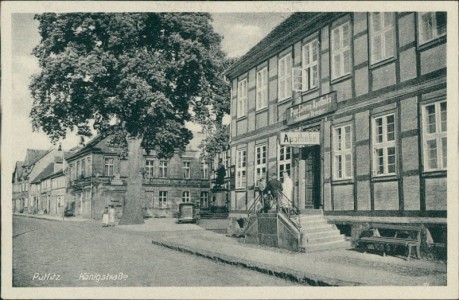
{"left": 302, "top": 39, "right": 319, "bottom": 90}
{"left": 183, "top": 161, "right": 191, "bottom": 179}
{"left": 237, "top": 79, "right": 247, "bottom": 118}
{"left": 278, "top": 53, "right": 292, "bottom": 101}
{"left": 236, "top": 149, "right": 246, "bottom": 188}
{"left": 87, "top": 157, "right": 92, "bottom": 176}
{"left": 418, "top": 12, "right": 447, "bottom": 45}
{"left": 423, "top": 101, "right": 447, "bottom": 171}
{"left": 255, "top": 144, "right": 267, "bottom": 186}
{"left": 182, "top": 191, "right": 190, "bottom": 202}
{"left": 145, "top": 159, "right": 154, "bottom": 178}
{"left": 201, "top": 161, "right": 208, "bottom": 179}
{"left": 278, "top": 145, "right": 292, "bottom": 181}
{"left": 331, "top": 22, "right": 351, "bottom": 79}
{"left": 104, "top": 158, "right": 114, "bottom": 176}
{"left": 200, "top": 191, "right": 209, "bottom": 207}
{"left": 159, "top": 191, "right": 167, "bottom": 208}
{"left": 373, "top": 114, "right": 396, "bottom": 176}
{"left": 370, "top": 12, "right": 395, "bottom": 64}
{"left": 256, "top": 67, "right": 268, "bottom": 110}
{"left": 333, "top": 124, "right": 353, "bottom": 179}
{"left": 159, "top": 161, "right": 168, "bottom": 178}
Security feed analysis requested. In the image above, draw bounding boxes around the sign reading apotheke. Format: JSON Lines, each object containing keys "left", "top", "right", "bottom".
{"left": 286, "top": 92, "right": 337, "bottom": 125}
{"left": 280, "top": 131, "right": 320, "bottom": 146}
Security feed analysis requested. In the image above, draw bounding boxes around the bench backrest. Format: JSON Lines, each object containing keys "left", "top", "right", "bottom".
{"left": 368, "top": 223, "right": 422, "bottom": 240}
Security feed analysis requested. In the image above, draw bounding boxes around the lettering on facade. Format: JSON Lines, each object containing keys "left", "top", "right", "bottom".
{"left": 280, "top": 131, "right": 320, "bottom": 146}
{"left": 286, "top": 92, "right": 337, "bottom": 125}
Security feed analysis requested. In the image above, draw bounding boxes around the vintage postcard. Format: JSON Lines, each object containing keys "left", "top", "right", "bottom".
{"left": 1, "top": 1, "right": 458, "bottom": 299}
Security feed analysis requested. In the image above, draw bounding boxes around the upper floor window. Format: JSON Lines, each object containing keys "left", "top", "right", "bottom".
{"left": 370, "top": 12, "right": 395, "bottom": 64}
{"left": 278, "top": 53, "right": 292, "bottom": 101}
{"left": 423, "top": 101, "right": 447, "bottom": 171}
{"left": 237, "top": 79, "right": 247, "bottom": 118}
{"left": 418, "top": 12, "right": 447, "bottom": 45}
{"left": 201, "top": 161, "right": 208, "bottom": 179}
{"left": 255, "top": 144, "right": 267, "bottom": 186}
{"left": 183, "top": 161, "right": 191, "bottom": 179}
{"left": 302, "top": 39, "right": 319, "bottom": 91}
{"left": 333, "top": 124, "right": 353, "bottom": 179}
{"left": 182, "top": 191, "right": 190, "bottom": 203}
{"left": 145, "top": 159, "right": 154, "bottom": 178}
{"left": 278, "top": 145, "right": 291, "bottom": 181}
{"left": 159, "top": 191, "right": 167, "bottom": 208}
{"left": 256, "top": 67, "right": 268, "bottom": 110}
{"left": 104, "top": 158, "right": 114, "bottom": 176}
{"left": 159, "top": 161, "right": 168, "bottom": 178}
{"left": 373, "top": 113, "right": 396, "bottom": 176}
{"left": 76, "top": 161, "right": 81, "bottom": 178}
{"left": 87, "top": 157, "right": 92, "bottom": 176}
{"left": 236, "top": 149, "right": 246, "bottom": 189}
{"left": 81, "top": 159, "right": 86, "bottom": 177}
{"left": 331, "top": 22, "right": 351, "bottom": 79}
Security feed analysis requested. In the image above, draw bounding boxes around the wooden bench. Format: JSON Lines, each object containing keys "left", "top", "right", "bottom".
{"left": 358, "top": 224, "right": 422, "bottom": 260}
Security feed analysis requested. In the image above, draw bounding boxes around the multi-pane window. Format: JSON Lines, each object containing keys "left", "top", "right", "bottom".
{"left": 145, "top": 159, "right": 154, "bottom": 178}
{"left": 159, "top": 161, "right": 168, "bottom": 178}
{"left": 255, "top": 145, "right": 267, "bottom": 186}
{"left": 370, "top": 12, "right": 395, "bottom": 64}
{"left": 278, "top": 53, "right": 292, "bottom": 101}
{"left": 104, "top": 158, "right": 114, "bottom": 176}
{"left": 278, "top": 145, "right": 291, "bottom": 181}
{"left": 237, "top": 79, "right": 247, "bottom": 118}
{"left": 236, "top": 149, "right": 247, "bottom": 188}
{"left": 222, "top": 151, "right": 230, "bottom": 169}
{"left": 87, "top": 157, "right": 92, "bottom": 176}
{"left": 159, "top": 191, "right": 167, "bottom": 208}
{"left": 76, "top": 161, "right": 81, "bottom": 178}
{"left": 201, "top": 161, "right": 208, "bottom": 179}
{"left": 333, "top": 125, "right": 353, "bottom": 179}
{"left": 183, "top": 161, "right": 191, "bottom": 179}
{"left": 373, "top": 114, "right": 396, "bottom": 176}
{"left": 200, "top": 192, "right": 209, "bottom": 207}
{"left": 423, "top": 101, "right": 447, "bottom": 171}
{"left": 256, "top": 67, "right": 268, "bottom": 110}
{"left": 81, "top": 159, "right": 86, "bottom": 177}
{"left": 331, "top": 22, "right": 351, "bottom": 79}
{"left": 418, "top": 12, "right": 447, "bottom": 45}
{"left": 182, "top": 191, "right": 190, "bottom": 203}
{"left": 302, "top": 39, "right": 319, "bottom": 90}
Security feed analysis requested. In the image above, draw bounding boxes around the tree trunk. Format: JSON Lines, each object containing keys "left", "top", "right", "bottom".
{"left": 118, "top": 137, "right": 145, "bottom": 225}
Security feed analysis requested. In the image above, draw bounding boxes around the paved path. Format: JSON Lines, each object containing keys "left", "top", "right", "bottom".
{"left": 123, "top": 219, "right": 447, "bottom": 286}
{"left": 12, "top": 216, "right": 296, "bottom": 287}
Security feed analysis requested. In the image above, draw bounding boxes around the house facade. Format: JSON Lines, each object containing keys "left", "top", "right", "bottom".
{"left": 224, "top": 12, "right": 447, "bottom": 244}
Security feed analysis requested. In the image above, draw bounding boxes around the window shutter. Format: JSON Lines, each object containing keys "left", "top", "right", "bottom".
{"left": 292, "top": 68, "right": 303, "bottom": 91}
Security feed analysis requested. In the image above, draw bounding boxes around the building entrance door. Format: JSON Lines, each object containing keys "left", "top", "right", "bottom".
{"left": 302, "top": 145, "right": 321, "bottom": 209}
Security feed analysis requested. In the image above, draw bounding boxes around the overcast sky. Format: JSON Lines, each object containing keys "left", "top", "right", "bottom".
{"left": 10, "top": 12, "right": 290, "bottom": 164}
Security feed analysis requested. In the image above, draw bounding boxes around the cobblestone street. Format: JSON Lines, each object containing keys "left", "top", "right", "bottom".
{"left": 12, "top": 216, "right": 295, "bottom": 287}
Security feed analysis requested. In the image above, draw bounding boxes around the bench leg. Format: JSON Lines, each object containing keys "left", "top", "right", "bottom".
{"left": 407, "top": 245, "right": 412, "bottom": 261}
{"left": 416, "top": 245, "right": 421, "bottom": 259}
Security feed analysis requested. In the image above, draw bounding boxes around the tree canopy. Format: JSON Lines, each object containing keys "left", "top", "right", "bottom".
{"left": 30, "top": 13, "right": 230, "bottom": 159}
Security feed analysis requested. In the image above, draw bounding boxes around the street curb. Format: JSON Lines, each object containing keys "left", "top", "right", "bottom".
{"left": 13, "top": 213, "right": 63, "bottom": 222}
{"left": 151, "top": 239, "right": 362, "bottom": 286}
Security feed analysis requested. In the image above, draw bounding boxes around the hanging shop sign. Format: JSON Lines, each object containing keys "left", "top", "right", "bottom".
{"left": 286, "top": 92, "right": 337, "bottom": 125}
{"left": 280, "top": 131, "right": 320, "bottom": 146}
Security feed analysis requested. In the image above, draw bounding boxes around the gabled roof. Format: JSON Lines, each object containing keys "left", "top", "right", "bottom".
{"left": 24, "top": 149, "right": 50, "bottom": 167}
{"left": 13, "top": 161, "right": 24, "bottom": 182}
{"left": 31, "top": 163, "right": 55, "bottom": 184}
{"left": 66, "top": 135, "right": 104, "bottom": 161}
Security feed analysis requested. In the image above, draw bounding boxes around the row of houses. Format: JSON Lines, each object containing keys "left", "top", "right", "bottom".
{"left": 12, "top": 133, "right": 220, "bottom": 219}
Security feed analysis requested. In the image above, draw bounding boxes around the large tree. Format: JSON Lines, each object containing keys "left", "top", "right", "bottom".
{"left": 29, "top": 13, "right": 230, "bottom": 224}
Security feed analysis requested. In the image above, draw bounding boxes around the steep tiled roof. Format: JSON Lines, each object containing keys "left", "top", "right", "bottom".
{"left": 13, "top": 161, "right": 24, "bottom": 182}
{"left": 66, "top": 135, "right": 104, "bottom": 160}
{"left": 31, "top": 163, "right": 55, "bottom": 184}
{"left": 24, "top": 149, "right": 49, "bottom": 166}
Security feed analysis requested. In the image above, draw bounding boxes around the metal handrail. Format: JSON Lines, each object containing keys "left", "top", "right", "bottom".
{"left": 277, "top": 191, "right": 301, "bottom": 229}
{"left": 247, "top": 193, "right": 263, "bottom": 217}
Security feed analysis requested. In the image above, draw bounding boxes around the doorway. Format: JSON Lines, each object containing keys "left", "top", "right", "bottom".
{"left": 302, "top": 145, "right": 321, "bottom": 209}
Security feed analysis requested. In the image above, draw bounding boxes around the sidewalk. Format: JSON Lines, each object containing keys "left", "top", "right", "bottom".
{"left": 13, "top": 213, "right": 92, "bottom": 223}
{"left": 120, "top": 218, "right": 447, "bottom": 286}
